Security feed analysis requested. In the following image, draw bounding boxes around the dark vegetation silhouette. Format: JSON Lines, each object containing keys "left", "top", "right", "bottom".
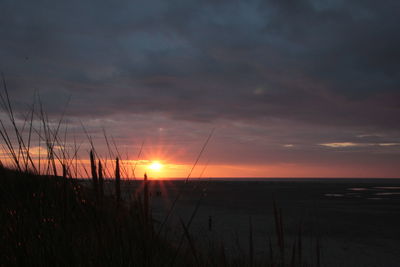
{"left": 0, "top": 77, "right": 321, "bottom": 266}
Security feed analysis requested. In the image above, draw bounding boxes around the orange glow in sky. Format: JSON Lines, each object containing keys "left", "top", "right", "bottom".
{"left": 1, "top": 141, "right": 399, "bottom": 179}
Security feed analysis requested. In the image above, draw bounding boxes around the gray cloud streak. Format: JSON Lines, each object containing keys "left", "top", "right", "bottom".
{"left": 1, "top": 0, "right": 399, "bottom": 175}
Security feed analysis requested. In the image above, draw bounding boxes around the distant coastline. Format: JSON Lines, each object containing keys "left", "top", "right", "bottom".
{"left": 87, "top": 177, "right": 400, "bottom": 182}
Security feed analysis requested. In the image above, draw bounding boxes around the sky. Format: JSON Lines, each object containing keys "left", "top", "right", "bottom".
{"left": 0, "top": 0, "right": 399, "bottom": 178}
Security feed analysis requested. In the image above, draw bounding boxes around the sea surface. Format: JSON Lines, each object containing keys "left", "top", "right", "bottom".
{"left": 101, "top": 178, "right": 400, "bottom": 267}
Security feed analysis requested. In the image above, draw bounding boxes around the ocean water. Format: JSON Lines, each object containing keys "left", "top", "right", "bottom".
{"left": 101, "top": 178, "right": 400, "bottom": 267}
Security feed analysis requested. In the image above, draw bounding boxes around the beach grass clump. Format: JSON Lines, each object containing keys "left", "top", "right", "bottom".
{"left": 0, "top": 166, "right": 186, "bottom": 266}
{"left": 0, "top": 77, "right": 321, "bottom": 266}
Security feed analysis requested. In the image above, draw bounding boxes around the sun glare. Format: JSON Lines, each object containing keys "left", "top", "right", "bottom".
{"left": 148, "top": 161, "right": 163, "bottom": 171}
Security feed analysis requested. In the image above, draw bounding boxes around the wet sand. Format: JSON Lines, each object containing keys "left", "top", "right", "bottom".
{"left": 111, "top": 179, "right": 400, "bottom": 267}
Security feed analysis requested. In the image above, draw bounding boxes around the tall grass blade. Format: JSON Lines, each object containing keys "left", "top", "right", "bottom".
{"left": 157, "top": 129, "right": 215, "bottom": 237}
{"left": 179, "top": 217, "right": 199, "bottom": 266}
{"left": 249, "top": 215, "right": 254, "bottom": 267}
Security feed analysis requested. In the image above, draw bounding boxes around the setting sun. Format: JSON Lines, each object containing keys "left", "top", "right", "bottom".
{"left": 148, "top": 161, "right": 163, "bottom": 171}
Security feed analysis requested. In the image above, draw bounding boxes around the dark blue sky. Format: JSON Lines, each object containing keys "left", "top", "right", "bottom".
{"left": 1, "top": 0, "right": 399, "bottom": 177}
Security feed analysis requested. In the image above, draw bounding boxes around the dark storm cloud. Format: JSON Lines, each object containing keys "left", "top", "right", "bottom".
{"left": 1, "top": 0, "right": 399, "bottom": 129}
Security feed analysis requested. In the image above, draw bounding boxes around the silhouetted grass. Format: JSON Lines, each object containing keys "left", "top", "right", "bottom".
{"left": 0, "top": 76, "right": 321, "bottom": 266}
{"left": 0, "top": 167, "right": 186, "bottom": 266}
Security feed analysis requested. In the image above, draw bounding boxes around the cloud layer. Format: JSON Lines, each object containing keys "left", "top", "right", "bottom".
{"left": 1, "top": 0, "right": 399, "bottom": 176}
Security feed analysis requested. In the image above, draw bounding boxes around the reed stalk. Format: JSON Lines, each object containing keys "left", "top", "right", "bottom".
{"left": 98, "top": 160, "right": 104, "bottom": 201}
{"left": 316, "top": 237, "right": 321, "bottom": 267}
{"left": 143, "top": 172, "right": 149, "bottom": 229}
{"left": 298, "top": 224, "right": 303, "bottom": 266}
{"left": 90, "top": 150, "right": 98, "bottom": 200}
{"left": 115, "top": 157, "right": 121, "bottom": 205}
{"left": 273, "top": 200, "right": 285, "bottom": 266}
